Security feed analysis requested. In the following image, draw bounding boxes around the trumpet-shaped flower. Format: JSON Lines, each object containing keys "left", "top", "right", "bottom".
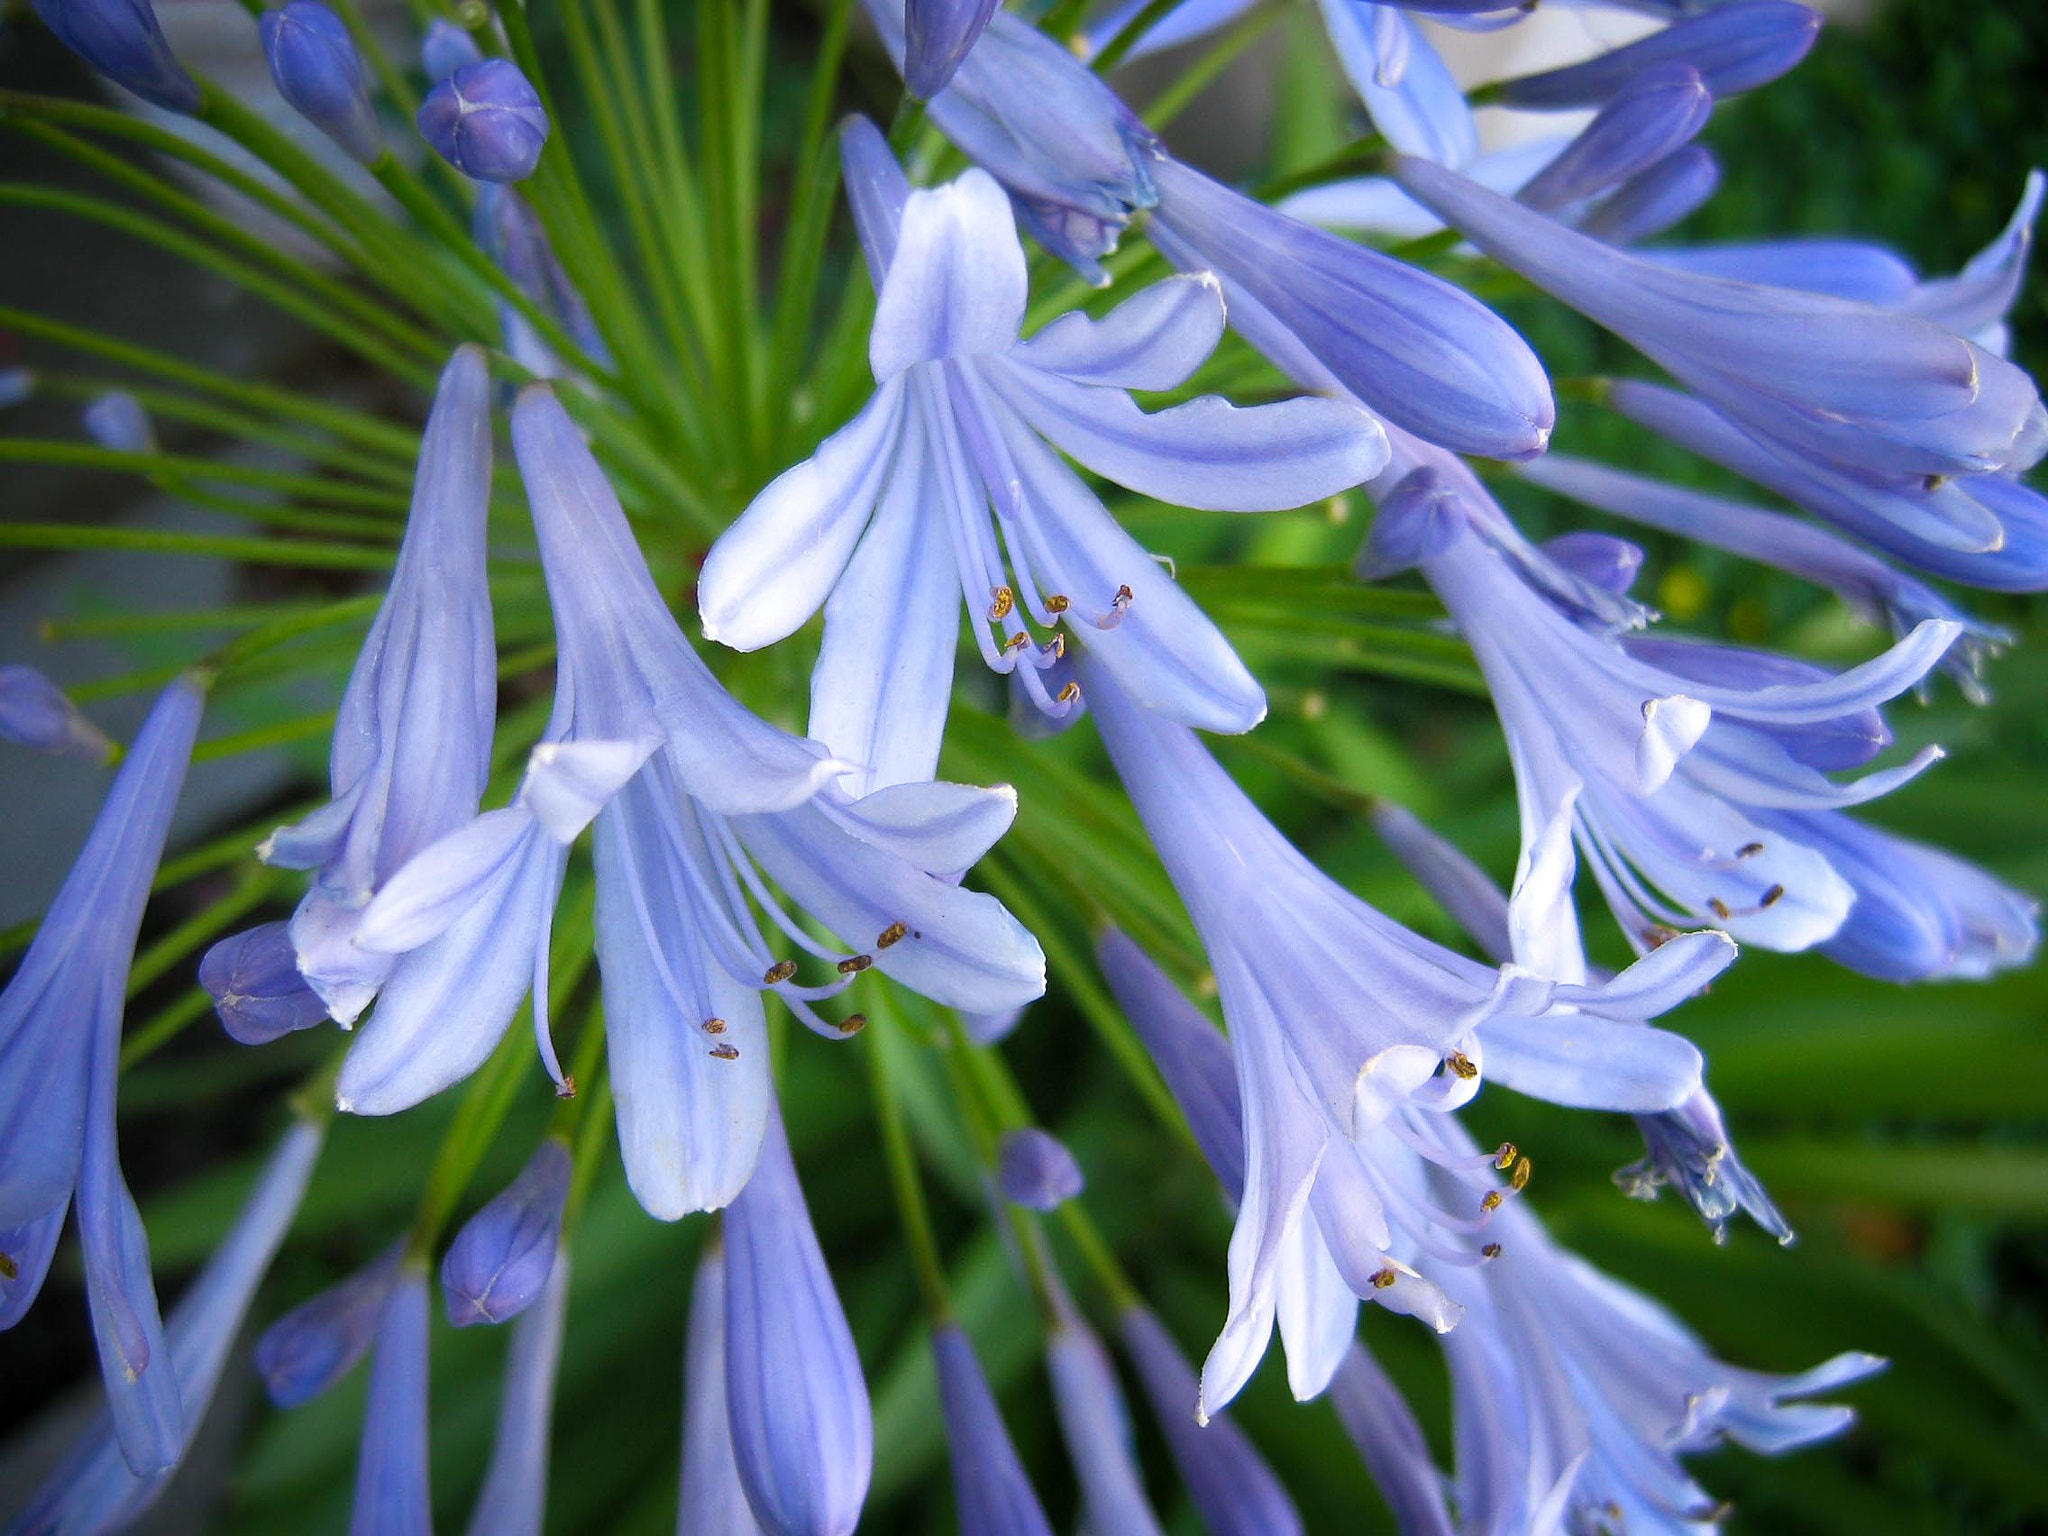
{"left": 260, "top": 1, "right": 382, "bottom": 166}
{"left": 254, "top": 344, "right": 496, "bottom": 1028}
{"left": 349, "top": 1269, "right": 433, "bottom": 1536}
{"left": 337, "top": 385, "right": 1042, "bottom": 1222}
{"left": 722, "top": 1099, "right": 871, "bottom": 1536}
{"left": 7, "top": 1119, "right": 322, "bottom": 1536}
{"left": 29, "top": 0, "right": 199, "bottom": 114}
{"left": 1042, "top": 1290, "right": 1165, "bottom": 1536}
{"left": 700, "top": 119, "right": 1383, "bottom": 751}
{"left": 1366, "top": 468, "right": 1961, "bottom": 968}
{"left": 1497, "top": 1, "right": 1820, "bottom": 109}
{"left": 1086, "top": 667, "right": 1732, "bottom": 1413}
{"left": 0, "top": 674, "right": 204, "bottom": 1475}
{"left": 933, "top": 1324, "right": 1055, "bottom": 1536}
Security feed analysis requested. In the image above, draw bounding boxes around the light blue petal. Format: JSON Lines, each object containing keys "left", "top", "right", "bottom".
{"left": 442, "top": 1138, "right": 569, "bottom": 1327}
{"left": 1010, "top": 271, "right": 1224, "bottom": 392}
{"left": 349, "top": 1271, "right": 433, "bottom": 1536}
{"left": 1317, "top": 0, "right": 1477, "bottom": 168}
{"left": 678, "top": 1244, "right": 765, "bottom": 1536}
{"left": 1045, "top": 1319, "right": 1165, "bottom": 1536}
{"left": 463, "top": 1254, "right": 571, "bottom": 1536}
{"left": 829, "top": 779, "right": 1018, "bottom": 880}
{"left": 870, "top": 170, "right": 1027, "bottom": 380}
{"left": 931, "top": 1325, "right": 1053, "bottom": 1536}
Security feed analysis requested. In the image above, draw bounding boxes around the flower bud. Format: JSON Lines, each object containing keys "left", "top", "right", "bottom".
{"left": 260, "top": 0, "right": 383, "bottom": 165}
{"left": 81, "top": 389, "right": 153, "bottom": 453}
{"left": 417, "top": 58, "right": 550, "bottom": 183}
{"left": 200, "top": 922, "right": 331, "bottom": 1045}
{"left": 0, "top": 368, "right": 34, "bottom": 409}
{"left": 932, "top": 1324, "right": 1055, "bottom": 1536}
{"left": 420, "top": 17, "right": 480, "bottom": 81}
{"left": 255, "top": 1244, "right": 403, "bottom": 1407}
{"left": 995, "top": 1128, "right": 1083, "bottom": 1211}
{"left": 1515, "top": 65, "right": 1712, "bottom": 214}
{"left": 28, "top": 0, "right": 200, "bottom": 114}
{"left": 0, "top": 664, "right": 114, "bottom": 761}
{"left": 903, "top": 0, "right": 999, "bottom": 100}
{"left": 441, "top": 1138, "right": 570, "bottom": 1327}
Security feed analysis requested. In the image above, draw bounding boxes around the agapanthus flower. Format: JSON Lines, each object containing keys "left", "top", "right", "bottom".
{"left": 699, "top": 118, "right": 1382, "bottom": 751}
{"left": 348, "top": 1268, "right": 433, "bottom": 1536}
{"left": 1390, "top": 155, "right": 2048, "bottom": 487}
{"left": 0, "top": 673, "right": 205, "bottom": 1474}
{"left": 1365, "top": 467, "right": 1963, "bottom": 969}
{"left": 1326, "top": 1341, "right": 1457, "bottom": 1536}
{"left": 1042, "top": 1294, "right": 1165, "bottom": 1536}
{"left": 1085, "top": 670, "right": 1732, "bottom": 1413}
{"left": 0, "top": 664, "right": 114, "bottom": 761}
{"left": 677, "top": 1242, "right": 765, "bottom": 1536}
{"left": 200, "top": 920, "right": 330, "bottom": 1045}
{"left": 7, "top": 1118, "right": 323, "bottom": 1536}
{"left": 932, "top": 1324, "right": 1055, "bottom": 1536}
{"left": 28, "top": 0, "right": 200, "bottom": 114}
{"left": 473, "top": 185, "right": 610, "bottom": 380}
{"left": 994, "top": 1127, "right": 1083, "bottom": 1211}
{"left": 338, "top": 384, "right": 1042, "bottom": 1221}
{"left": 441, "top": 1137, "right": 570, "bottom": 1327}
{"left": 720, "top": 1098, "right": 871, "bottom": 1536}
{"left": 902, "top": 0, "right": 999, "bottom": 100}
{"left": 419, "top": 16, "right": 480, "bottom": 81}
{"left": 417, "top": 58, "right": 550, "bottom": 183}
{"left": 463, "top": 1256, "right": 572, "bottom": 1536}
{"left": 81, "top": 389, "right": 153, "bottom": 453}
{"left": 255, "top": 1241, "right": 403, "bottom": 1407}
{"left": 260, "top": 0, "right": 383, "bottom": 166}
{"left": 1495, "top": 0, "right": 1821, "bottom": 109}
{"left": 234, "top": 344, "right": 495, "bottom": 1030}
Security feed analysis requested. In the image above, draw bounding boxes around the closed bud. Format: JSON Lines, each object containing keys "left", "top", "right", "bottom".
{"left": 417, "top": 58, "right": 550, "bottom": 183}
{"left": 1515, "top": 65, "right": 1713, "bottom": 214}
{"left": 441, "top": 1138, "right": 570, "bottom": 1326}
{"left": 420, "top": 17, "right": 481, "bottom": 81}
{"left": 932, "top": 1325, "right": 1055, "bottom": 1536}
{"left": 994, "top": 1128, "right": 1083, "bottom": 1211}
{"left": 29, "top": 0, "right": 200, "bottom": 114}
{"left": 903, "top": 0, "right": 999, "bottom": 100}
{"left": 1499, "top": 1, "right": 1821, "bottom": 110}
{"left": 260, "top": 1, "right": 383, "bottom": 165}
{"left": 255, "top": 1244, "right": 403, "bottom": 1407}
{"left": 200, "top": 922, "right": 331, "bottom": 1045}
{"left": 0, "top": 664, "right": 114, "bottom": 761}
{"left": 81, "top": 389, "right": 153, "bottom": 453}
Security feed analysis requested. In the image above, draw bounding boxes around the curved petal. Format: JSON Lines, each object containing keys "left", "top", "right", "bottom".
{"left": 1011, "top": 272, "right": 1224, "bottom": 391}
{"left": 356, "top": 807, "right": 541, "bottom": 955}
{"left": 1482, "top": 1014, "right": 1703, "bottom": 1112}
{"left": 828, "top": 780, "right": 1017, "bottom": 879}
{"left": 871, "top": 170, "right": 1027, "bottom": 379}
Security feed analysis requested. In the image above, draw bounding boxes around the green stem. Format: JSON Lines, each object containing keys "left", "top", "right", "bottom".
{"left": 0, "top": 521, "right": 397, "bottom": 572}
{"left": 867, "top": 1006, "right": 954, "bottom": 1323}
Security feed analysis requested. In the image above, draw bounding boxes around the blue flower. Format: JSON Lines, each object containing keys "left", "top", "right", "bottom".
{"left": 0, "top": 674, "right": 205, "bottom": 1474}
{"left": 338, "top": 384, "right": 1042, "bottom": 1220}
{"left": 28, "top": 0, "right": 200, "bottom": 114}
{"left": 251, "top": 344, "right": 496, "bottom": 1029}
{"left": 1497, "top": 0, "right": 1822, "bottom": 110}
{"left": 1043, "top": 1303, "right": 1166, "bottom": 1536}
{"left": 0, "top": 665, "right": 113, "bottom": 761}
{"left": 904, "top": 0, "right": 999, "bottom": 100}
{"left": 419, "top": 17, "right": 480, "bottom": 81}
{"left": 1511, "top": 64, "right": 1713, "bottom": 216}
{"left": 1326, "top": 1342, "right": 1456, "bottom": 1536}
{"left": 417, "top": 58, "right": 549, "bottom": 183}
{"left": 473, "top": 185, "right": 610, "bottom": 380}
{"left": 7, "top": 1119, "right": 323, "bottom": 1536}
{"left": 463, "top": 1255, "right": 572, "bottom": 1536}
{"left": 1084, "top": 669, "right": 1732, "bottom": 1412}
{"left": 700, "top": 119, "right": 1383, "bottom": 750}
{"left": 260, "top": 1, "right": 383, "bottom": 166}
{"left": 441, "top": 1138, "right": 570, "bottom": 1327}
{"left": 255, "top": 1242, "right": 403, "bottom": 1407}
{"left": 721, "top": 1098, "right": 871, "bottom": 1536}
{"left": 995, "top": 1127, "right": 1084, "bottom": 1211}
{"left": 1391, "top": 155, "right": 2048, "bottom": 486}
{"left": 1366, "top": 467, "right": 1959, "bottom": 968}
{"left": 349, "top": 1268, "right": 433, "bottom": 1536}
{"left": 199, "top": 920, "right": 330, "bottom": 1045}
{"left": 80, "top": 389, "right": 153, "bottom": 452}
{"left": 677, "top": 1242, "right": 766, "bottom": 1536}
{"left": 932, "top": 1323, "right": 1055, "bottom": 1536}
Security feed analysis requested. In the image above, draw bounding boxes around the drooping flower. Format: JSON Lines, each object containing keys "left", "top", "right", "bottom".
{"left": 7, "top": 1118, "right": 323, "bottom": 1536}
{"left": 1390, "top": 155, "right": 2048, "bottom": 486}
{"left": 700, "top": 118, "right": 1384, "bottom": 753}
{"left": 1365, "top": 467, "right": 1960, "bottom": 969}
{"left": 903, "top": 0, "right": 999, "bottom": 100}
{"left": 0, "top": 673, "right": 206, "bottom": 1474}
{"left": 1084, "top": 668, "right": 1732, "bottom": 1413}
{"left": 28, "top": 0, "right": 200, "bottom": 114}
{"left": 1043, "top": 1297, "right": 1166, "bottom": 1536}
{"left": 348, "top": 1268, "right": 433, "bottom": 1536}
{"left": 1494, "top": 0, "right": 1821, "bottom": 109}
{"left": 81, "top": 389, "right": 154, "bottom": 453}
{"left": 995, "top": 1128, "right": 1083, "bottom": 1212}
{"left": 417, "top": 58, "right": 549, "bottom": 183}
{"left": 245, "top": 343, "right": 495, "bottom": 1030}
{"left": 1512, "top": 64, "right": 1713, "bottom": 216}
{"left": 932, "top": 1324, "right": 1055, "bottom": 1536}
{"left": 419, "top": 17, "right": 480, "bottom": 80}
{"left": 677, "top": 1242, "right": 765, "bottom": 1536}
{"left": 0, "top": 665, "right": 114, "bottom": 761}
{"left": 721, "top": 1099, "right": 871, "bottom": 1536}
{"left": 1325, "top": 1342, "right": 1457, "bottom": 1536}
{"left": 338, "top": 384, "right": 1042, "bottom": 1222}
{"left": 260, "top": 0, "right": 383, "bottom": 166}
{"left": 463, "top": 1255, "right": 572, "bottom": 1536}
{"left": 473, "top": 185, "right": 610, "bottom": 380}
{"left": 255, "top": 1242, "right": 403, "bottom": 1407}
{"left": 441, "top": 1137, "right": 570, "bottom": 1327}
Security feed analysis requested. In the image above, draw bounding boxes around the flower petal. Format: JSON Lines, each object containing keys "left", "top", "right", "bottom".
{"left": 1011, "top": 271, "right": 1224, "bottom": 392}
{"left": 871, "top": 170, "right": 1027, "bottom": 380}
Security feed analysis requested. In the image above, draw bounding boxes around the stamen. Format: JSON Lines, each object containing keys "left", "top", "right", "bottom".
{"left": 1445, "top": 1050, "right": 1479, "bottom": 1081}
{"left": 704, "top": 1017, "right": 727, "bottom": 1035}
{"left": 1759, "top": 883, "right": 1785, "bottom": 908}
{"left": 1368, "top": 1267, "right": 1398, "bottom": 1290}
{"left": 0, "top": 1252, "right": 15, "bottom": 1282}
{"left": 1706, "top": 897, "right": 1731, "bottom": 921}
{"left": 763, "top": 959, "right": 798, "bottom": 984}
{"left": 876, "top": 921, "right": 908, "bottom": 949}
{"left": 556, "top": 1074, "right": 577, "bottom": 1100}
{"left": 1045, "top": 632, "right": 1066, "bottom": 660}
{"left": 987, "top": 585, "right": 1015, "bottom": 621}
{"left": 1042, "top": 593, "right": 1070, "bottom": 614}
{"left": 1055, "top": 681, "right": 1081, "bottom": 705}
{"left": 1736, "top": 841, "right": 1764, "bottom": 858}
{"left": 837, "top": 953, "right": 873, "bottom": 975}
{"left": 1642, "top": 923, "right": 1680, "bottom": 949}
{"left": 1094, "top": 583, "right": 1135, "bottom": 631}
{"left": 837, "top": 1013, "right": 868, "bottom": 1035}
{"left": 1510, "top": 1156, "right": 1532, "bottom": 1191}
{"left": 1480, "top": 1190, "right": 1504, "bottom": 1212}
{"left": 1002, "top": 631, "right": 1031, "bottom": 654}
{"left": 709, "top": 1043, "right": 740, "bottom": 1061}
{"left": 1494, "top": 1142, "right": 1517, "bottom": 1170}
{"left": 1481, "top": 1242, "right": 1502, "bottom": 1260}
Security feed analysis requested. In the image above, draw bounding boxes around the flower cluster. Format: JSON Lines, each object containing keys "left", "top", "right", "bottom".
{"left": 2, "top": 0, "right": 2041, "bottom": 1531}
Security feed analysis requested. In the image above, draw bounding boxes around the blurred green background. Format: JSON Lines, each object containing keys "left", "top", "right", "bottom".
{"left": 5, "top": 0, "right": 2048, "bottom": 1531}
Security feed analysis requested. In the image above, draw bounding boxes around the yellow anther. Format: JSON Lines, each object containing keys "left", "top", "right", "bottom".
{"left": 1736, "top": 841, "right": 1764, "bottom": 858}
{"left": 763, "top": 960, "right": 798, "bottom": 985}
{"left": 1445, "top": 1050, "right": 1478, "bottom": 1081}
{"left": 704, "top": 1017, "right": 727, "bottom": 1035}
{"left": 1055, "top": 681, "right": 1081, "bottom": 704}
{"left": 1511, "top": 1156, "right": 1532, "bottom": 1191}
{"left": 709, "top": 1043, "right": 740, "bottom": 1061}
{"left": 1042, "top": 593, "right": 1070, "bottom": 614}
{"left": 1481, "top": 1190, "right": 1504, "bottom": 1212}
{"left": 1481, "top": 1242, "right": 1502, "bottom": 1260}
{"left": 1368, "top": 1267, "right": 1397, "bottom": 1290}
{"left": 837, "top": 953, "right": 874, "bottom": 975}
{"left": 987, "top": 585, "right": 1015, "bottom": 621}
{"left": 837, "top": 1013, "right": 868, "bottom": 1035}
{"left": 1706, "top": 896, "right": 1732, "bottom": 921}
{"left": 877, "top": 921, "right": 908, "bottom": 950}
{"left": 1494, "top": 1142, "right": 1517, "bottom": 1170}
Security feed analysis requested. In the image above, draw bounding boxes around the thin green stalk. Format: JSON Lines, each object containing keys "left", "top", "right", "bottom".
{"left": 1093, "top": 0, "right": 1184, "bottom": 74}
{"left": 191, "top": 711, "right": 340, "bottom": 763}
{"left": 867, "top": 1008, "right": 955, "bottom": 1323}
{"left": 117, "top": 988, "right": 215, "bottom": 1072}
{"left": 42, "top": 600, "right": 342, "bottom": 641}
{"left": 637, "top": 0, "right": 723, "bottom": 381}
{"left": 0, "top": 438, "right": 408, "bottom": 508}
{"left": 0, "top": 522, "right": 397, "bottom": 572}
{"left": 157, "top": 479, "right": 407, "bottom": 541}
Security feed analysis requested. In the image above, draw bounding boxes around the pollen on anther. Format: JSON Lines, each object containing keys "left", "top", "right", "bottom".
{"left": 1510, "top": 1156, "right": 1532, "bottom": 1191}
{"left": 1494, "top": 1142, "right": 1517, "bottom": 1170}
{"left": 0, "top": 1251, "right": 18, "bottom": 1281}
{"left": 709, "top": 1043, "right": 740, "bottom": 1061}
{"left": 1046, "top": 633, "right": 1066, "bottom": 659}
{"left": 1042, "top": 593, "right": 1070, "bottom": 614}
{"left": 763, "top": 959, "right": 798, "bottom": 984}
{"left": 1056, "top": 681, "right": 1081, "bottom": 704}
{"left": 837, "top": 953, "right": 873, "bottom": 975}
{"left": 1445, "top": 1050, "right": 1478, "bottom": 1081}
{"left": 1706, "top": 896, "right": 1732, "bottom": 921}
{"left": 987, "top": 585, "right": 1015, "bottom": 621}
{"left": 1736, "top": 841, "right": 1764, "bottom": 858}
{"left": 1481, "top": 1242, "right": 1502, "bottom": 1260}
{"left": 1759, "top": 883, "right": 1785, "bottom": 908}
{"left": 704, "top": 1017, "right": 727, "bottom": 1035}
{"left": 1368, "top": 1267, "right": 1397, "bottom": 1290}
{"left": 1002, "top": 632, "right": 1030, "bottom": 653}
{"left": 556, "top": 1075, "right": 577, "bottom": 1100}
{"left": 1642, "top": 924, "right": 1680, "bottom": 949}
{"left": 876, "top": 921, "right": 908, "bottom": 949}
{"left": 837, "top": 1013, "right": 868, "bottom": 1035}
{"left": 1480, "top": 1190, "right": 1504, "bottom": 1212}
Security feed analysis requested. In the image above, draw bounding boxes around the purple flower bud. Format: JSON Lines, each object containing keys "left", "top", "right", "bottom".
{"left": 28, "top": 0, "right": 200, "bottom": 114}
{"left": 261, "top": 1, "right": 383, "bottom": 165}
{"left": 723, "top": 1104, "right": 871, "bottom": 1536}
{"left": 1117, "top": 1306, "right": 1304, "bottom": 1535}
{"left": 465, "top": 1256, "right": 572, "bottom": 1536}
{"left": 1578, "top": 144, "right": 1721, "bottom": 246}
{"left": 351, "top": 1269, "right": 433, "bottom": 1536}
{"left": 200, "top": 922, "right": 331, "bottom": 1045}
{"left": 81, "top": 389, "right": 153, "bottom": 453}
{"left": 420, "top": 17, "right": 481, "bottom": 81}
{"left": 1498, "top": 1, "right": 1821, "bottom": 110}
{"left": 1538, "top": 530, "right": 1645, "bottom": 597}
{"left": 0, "top": 368, "right": 35, "bottom": 409}
{"left": 1045, "top": 1316, "right": 1164, "bottom": 1536}
{"left": 932, "top": 1324, "right": 1056, "bottom": 1536}
{"left": 1326, "top": 1344, "right": 1455, "bottom": 1536}
{"left": 904, "top": 0, "right": 1000, "bottom": 100}
{"left": 677, "top": 1244, "right": 763, "bottom": 1536}
{"left": 0, "top": 664, "right": 114, "bottom": 761}
{"left": 995, "top": 1128, "right": 1083, "bottom": 1211}
{"left": 417, "top": 58, "right": 550, "bottom": 183}
{"left": 1516, "top": 65, "right": 1712, "bottom": 214}
{"left": 255, "top": 1244, "right": 403, "bottom": 1407}
{"left": 441, "top": 1138, "right": 570, "bottom": 1327}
